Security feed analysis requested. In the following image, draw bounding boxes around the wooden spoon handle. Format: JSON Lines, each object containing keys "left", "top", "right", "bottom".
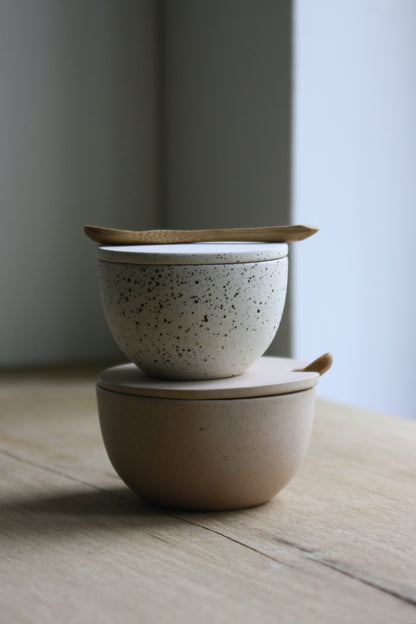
{"left": 84, "top": 224, "right": 318, "bottom": 245}
{"left": 301, "top": 353, "right": 333, "bottom": 376}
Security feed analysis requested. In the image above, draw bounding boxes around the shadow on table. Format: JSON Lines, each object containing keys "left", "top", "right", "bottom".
{"left": 0, "top": 484, "right": 260, "bottom": 542}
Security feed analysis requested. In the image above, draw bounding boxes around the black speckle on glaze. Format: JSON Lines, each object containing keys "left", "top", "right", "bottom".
{"left": 98, "top": 258, "right": 288, "bottom": 380}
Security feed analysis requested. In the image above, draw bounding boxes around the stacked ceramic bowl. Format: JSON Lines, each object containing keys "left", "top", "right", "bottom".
{"left": 95, "top": 241, "right": 329, "bottom": 510}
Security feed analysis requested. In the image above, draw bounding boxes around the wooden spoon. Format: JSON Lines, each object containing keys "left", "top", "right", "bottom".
{"left": 84, "top": 224, "right": 318, "bottom": 245}
{"left": 300, "top": 353, "right": 333, "bottom": 376}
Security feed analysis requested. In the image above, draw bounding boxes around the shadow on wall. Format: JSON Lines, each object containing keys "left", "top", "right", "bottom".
{"left": 0, "top": 0, "right": 293, "bottom": 366}
{"left": 0, "top": 0, "right": 158, "bottom": 366}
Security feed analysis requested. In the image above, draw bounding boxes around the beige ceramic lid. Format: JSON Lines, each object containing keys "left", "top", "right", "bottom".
{"left": 97, "top": 242, "right": 288, "bottom": 265}
{"left": 97, "top": 356, "right": 319, "bottom": 400}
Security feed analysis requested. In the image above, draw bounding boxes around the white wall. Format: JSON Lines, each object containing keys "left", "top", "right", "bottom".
{"left": 0, "top": 0, "right": 159, "bottom": 365}
{"left": 293, "top": 0, "right": 416, "bottom": 419}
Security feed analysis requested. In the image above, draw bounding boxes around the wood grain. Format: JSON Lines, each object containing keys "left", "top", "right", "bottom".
{"left": 0, "top": 366, "right": 415, "bottom": 623}
{"left": 84, "top": 224, "right": 318, "bottom": 245}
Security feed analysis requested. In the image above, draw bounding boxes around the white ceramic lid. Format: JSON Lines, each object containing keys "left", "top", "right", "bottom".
{"left": 97, "top": 242, "right": 288, "bottom": 265}
{"left": 97, "top": 356, "right": 319, "bottom": 400}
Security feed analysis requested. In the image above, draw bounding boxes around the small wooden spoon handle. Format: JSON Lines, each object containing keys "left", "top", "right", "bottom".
{"left": 301, "top": 353, "right": 333, "bottom": 376}
{"left": 84, "top": 224, "right": 318, "bottom": 245}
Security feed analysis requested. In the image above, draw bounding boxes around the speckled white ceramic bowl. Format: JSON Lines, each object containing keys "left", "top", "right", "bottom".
{"left": 97, "top": 242, "right": 288, "bottom": 380}
{"left": 96, "top": 356, "right": 320, "bottom": 511}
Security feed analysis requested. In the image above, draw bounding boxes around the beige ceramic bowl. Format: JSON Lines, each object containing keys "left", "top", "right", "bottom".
{"left": 96, "top": 356, "right": 327, "bottom": 511}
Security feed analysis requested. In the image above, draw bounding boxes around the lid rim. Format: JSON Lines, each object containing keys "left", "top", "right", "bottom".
{"left": 96, "top": 357, "right": 319, "bottom": 400}
{"left": 97, "top": 242, "right": 288, "bottom": 265}
{"left": 96, "top": 383, "right": 318, "bottom": 400}
{"left": 98, "top": 256, "right": 286, "bottom": 267}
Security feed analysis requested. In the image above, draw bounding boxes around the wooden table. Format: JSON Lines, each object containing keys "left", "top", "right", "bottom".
{"left": 1, "top": 365, "right": 415, "bottom": 623}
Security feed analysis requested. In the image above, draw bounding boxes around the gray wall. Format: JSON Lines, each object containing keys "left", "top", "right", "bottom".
{"left": 162, "top": 0, "right": 292, "bottom": 355}
{"left": 0, "top": 0, "right": 159, "bottom": 365}
{"left": 1, "top": 0, "right": 413, "bottom": 420}
{"left": 0, "top": 0, "right": 293, "bottom": 366}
